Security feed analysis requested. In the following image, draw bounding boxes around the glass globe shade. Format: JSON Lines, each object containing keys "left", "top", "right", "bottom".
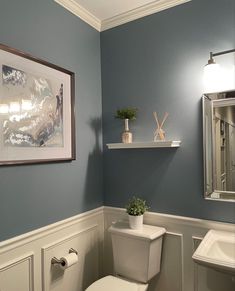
{"left": 203, "top": 63, "right": 221, "bottom": 93}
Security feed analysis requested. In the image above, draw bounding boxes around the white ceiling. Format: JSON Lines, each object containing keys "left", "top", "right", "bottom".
{"left": 75, "top": 0, "right": 160, "bottom": 20}
{"left": 55, "top": 0, "right": 191, "bottom": 31}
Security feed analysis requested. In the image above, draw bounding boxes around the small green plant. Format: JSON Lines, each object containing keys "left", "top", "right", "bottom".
{"left": 126, "top": 196, "right": 150, "bottom": 216}
{"left": 115, "top": 107, "right": 138, "bottom": 120}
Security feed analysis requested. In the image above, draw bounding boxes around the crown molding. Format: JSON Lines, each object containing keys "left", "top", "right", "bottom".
{"left": 54, "top": 0, "right": 191, "bottom": 32}
{"left": 101, "top": 0, "right": 191, "bottom": 31}
{"left": 54, "top": 0, "right": 102, "bottom": 31}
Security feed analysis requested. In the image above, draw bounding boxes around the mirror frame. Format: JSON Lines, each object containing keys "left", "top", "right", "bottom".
{"left": 203, "top": 90, "right": 235, "bottom": 202}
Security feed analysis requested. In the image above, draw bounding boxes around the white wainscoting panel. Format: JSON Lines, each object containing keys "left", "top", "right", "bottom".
{"left": 0, "top": 206, "right": 234, "bottom": 291}
{"left": 0, "top": 253, "right": 34, "bottom": 291}
{"left": 0, "top": 207, "right": 104, "bottom": 291}
{"left": 149, "top": 232, "right": 183, "bottom": 291}
{"left": 103, "top": 207, "right": 235, "bottom": 291}
{"left": 42, "top": 225, "right": 99, "bottom": 291}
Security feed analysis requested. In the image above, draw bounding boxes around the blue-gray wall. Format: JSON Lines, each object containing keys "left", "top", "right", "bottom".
{"left": 0, "top": 0, "right": 234, "bottom": 243}
{"left": 101, "top": 0, "right": 235, "bottom": 223}
{"left": 0, "top": 0, "right": 103, "bottom": 241}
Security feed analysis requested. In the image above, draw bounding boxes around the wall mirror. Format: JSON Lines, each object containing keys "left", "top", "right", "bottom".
{"left": 203, "top": 90, "right": 235, "bottom": 202}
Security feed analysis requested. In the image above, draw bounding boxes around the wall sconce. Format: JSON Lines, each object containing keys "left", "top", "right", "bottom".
{"left": 203, "top": 49, "right": 235, "bottom": 93}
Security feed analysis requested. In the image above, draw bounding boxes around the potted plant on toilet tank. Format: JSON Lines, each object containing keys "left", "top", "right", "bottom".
{"left": 126, "top": 196, "right": 150, "bottom": 230}
{"left": 115, "top": 107, "right": 137, "bottom": 143}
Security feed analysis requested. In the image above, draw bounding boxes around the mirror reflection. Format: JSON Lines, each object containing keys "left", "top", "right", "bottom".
{"left": 203, "top": 90, "right": 235, "bottom": 201}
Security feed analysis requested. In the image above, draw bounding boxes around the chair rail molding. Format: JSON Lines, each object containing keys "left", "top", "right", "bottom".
{"left": 0, "top": 207, "right": 104, "bottom": 291}
{"left": 0, "top": 206, "right": 234, "bottom": 291}
{"left": 0, "top": 206, "right": 104, "bottom": 254}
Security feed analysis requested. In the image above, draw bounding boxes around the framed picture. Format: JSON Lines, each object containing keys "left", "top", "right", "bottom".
{"left": 0, "top": 43, "right": 75, "bottom": 165}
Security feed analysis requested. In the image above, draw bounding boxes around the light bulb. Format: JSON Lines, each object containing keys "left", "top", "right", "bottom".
{"left": 203, "top": 63, "right": 221, "bottom": 93}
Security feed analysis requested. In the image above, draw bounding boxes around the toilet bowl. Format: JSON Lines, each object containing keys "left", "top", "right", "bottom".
{"left": 86, "top": 275, "right": 148, "bottom": 291}
{"left": 85, "top": 221, "right": 166, "bottom": 291}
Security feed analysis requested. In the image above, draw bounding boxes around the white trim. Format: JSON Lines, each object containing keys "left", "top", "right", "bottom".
{"left": 106, "top": 141, "right": 181, "bottom": 149}
{"left": 0, "top": 206, "right": 234, "bottom": 291}
{"left": 42, "top": 224, "right": 98, "bottom": 252}
{"left": 0, "top": 206, "right": 104, "bottom": 253}
{"left": 103, "top": 206, "right": 235, "bottom": 232}
{"left": 0, "top": 252, "right": 34, "bottom": 291}
{"left": 54, "top": 0, "right": 101, "bottom": 31}
{"left": 41, "top": 225, "right": 98, "bottom": 291}
{"left": 192, "top": 237, "right": 201, "bottom": 291}
{"left": 0, "top": 208, "right": 104, "bottom": 291}
{"left": 164, "top": 232, "right": 184, "bottom": 291}
{"left": 101, "top": 0, "right": 191, "bottom": 31}
{"left": 0, "top": 205, "right": 234, "bottom": 254}
{"left": 54, "top": 0, "right": 191, "bottom": 32}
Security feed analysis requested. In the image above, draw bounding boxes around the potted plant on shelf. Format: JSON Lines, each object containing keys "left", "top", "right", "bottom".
{"left": 115, "top": 107, "right": 137, "bottom": 143}
{"left": 126, "top": 196, "right": 150, "bottom": 230}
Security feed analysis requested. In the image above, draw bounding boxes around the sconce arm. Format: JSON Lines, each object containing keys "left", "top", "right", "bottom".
{"left": 212, "top": 49, "right": 235, "bottom": 57}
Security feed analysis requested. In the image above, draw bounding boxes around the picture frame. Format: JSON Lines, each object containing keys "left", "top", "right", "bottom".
{"left": 0, "top": 43, "right": 76, "bottom": 165}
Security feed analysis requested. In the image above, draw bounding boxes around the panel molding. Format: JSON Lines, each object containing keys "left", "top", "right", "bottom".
{"left": 42, "top": 224, "right": 99, "bottom": 291}
{"left": 0, "top": 252, "right": 34, "bottom": 291}
{"left": 104, "top": 206, "right": 235, "bottom": 232}
{"left": 192, "top": 237, "right": 202, "bottom": 291}
{"left": 0, "top": 206, "right": 234, "bottom": 291}
{"left": 42, "top": 224, "right": 98, "bottom": 252}
{"left": 0, "top": 207, "right": 104, "bottom": 291}
{"left": 54, "top": 0, "right": 191, "bottom": 32}
{"left": 0, "top": 206, "right": 104, "bottom": 254}
{"left": 165, "top": 232, "right": 184, "bottom": 291}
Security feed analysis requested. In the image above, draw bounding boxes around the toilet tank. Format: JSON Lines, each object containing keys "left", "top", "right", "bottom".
{"left": 108, "top": 221, "right": 166, "bottom": 283}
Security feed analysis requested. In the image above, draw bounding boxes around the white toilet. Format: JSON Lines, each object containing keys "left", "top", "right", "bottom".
{"left": 86, "top": 221, "right": 166, "bottom": 291}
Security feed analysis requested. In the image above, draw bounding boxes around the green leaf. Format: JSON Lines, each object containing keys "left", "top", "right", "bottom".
{"left": 125, "top": 196, "right": 150, "bottom": 216}
{"left": 115, "top": 108, "right": 138, "bottom": 120}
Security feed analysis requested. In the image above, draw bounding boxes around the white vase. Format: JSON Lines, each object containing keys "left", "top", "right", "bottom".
{"left": 122, "top": 119, "right": 132, "bottom": 143}
{"left": 128, "top": 214, "right": 143, "bottom": 230}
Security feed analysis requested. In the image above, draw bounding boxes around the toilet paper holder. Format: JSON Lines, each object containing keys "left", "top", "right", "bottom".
{"left": 51, "top": 248, "right": 78, "bottom": 266}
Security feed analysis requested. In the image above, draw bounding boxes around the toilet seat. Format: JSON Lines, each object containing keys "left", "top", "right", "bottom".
{"left": 86, "top": 275, "right": 148, "bottom": 291}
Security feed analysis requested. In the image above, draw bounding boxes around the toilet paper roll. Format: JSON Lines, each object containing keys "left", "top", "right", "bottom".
{"left": 60, "top": 253, "right": 78, "bottom": 270}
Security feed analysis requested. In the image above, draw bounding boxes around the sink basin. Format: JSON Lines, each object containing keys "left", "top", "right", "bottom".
{"left": 192, "top": 229, "right": 235, "bottom": 274}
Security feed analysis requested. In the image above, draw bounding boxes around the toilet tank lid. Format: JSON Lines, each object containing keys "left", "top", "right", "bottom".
{"left": 108, "top": 221, "right": 166, "bottom": 240}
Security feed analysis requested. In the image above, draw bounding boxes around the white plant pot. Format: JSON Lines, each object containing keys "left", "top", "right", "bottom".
{"left": 128, "top": 214, "right": 143, "bottom": 230}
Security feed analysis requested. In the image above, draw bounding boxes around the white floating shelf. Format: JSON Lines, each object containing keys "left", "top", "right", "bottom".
{"left": 106, "top": 140, "right": 181, "bottom": 149}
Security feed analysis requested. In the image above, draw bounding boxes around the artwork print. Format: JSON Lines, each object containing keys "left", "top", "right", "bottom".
{"left": 2, "top": 65, "right": 63, "bottom": 147}
{"left": 0, "top": 44, "right": 75, "bottom": 165}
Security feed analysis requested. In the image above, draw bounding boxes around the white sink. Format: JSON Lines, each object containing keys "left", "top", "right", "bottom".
{"left": 192, "top": 229, "right": 235, "bottom": 274}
